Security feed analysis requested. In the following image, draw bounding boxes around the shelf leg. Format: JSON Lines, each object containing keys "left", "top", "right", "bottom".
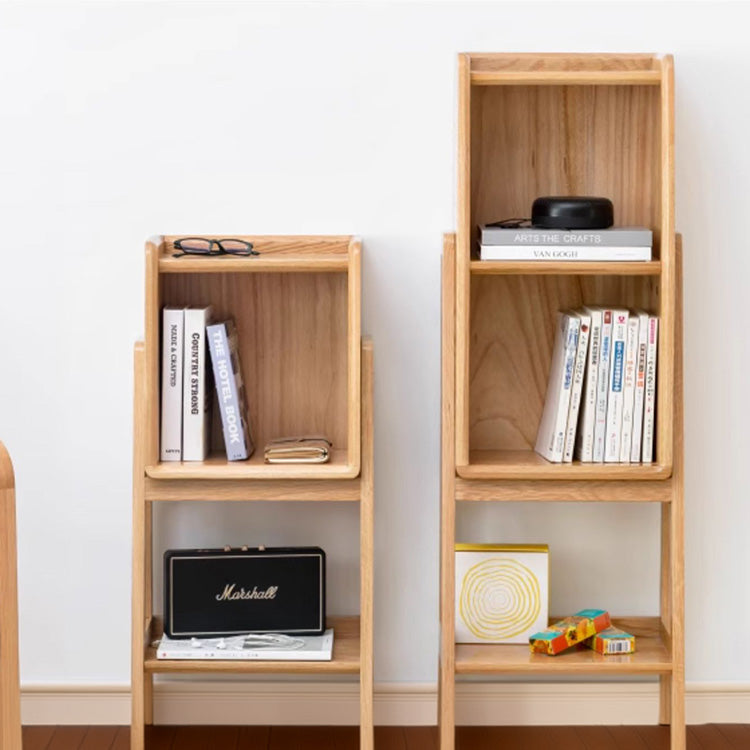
{"left": 359, "top": 340, "right": 374, "bottom": 750}
{"left": 439, "top": 236, "right": 457, "bottom": 750}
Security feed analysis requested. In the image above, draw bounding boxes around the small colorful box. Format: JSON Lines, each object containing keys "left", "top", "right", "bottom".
{"left": 586, "top": 626, "right": 636, "bottom": 655}
{"left": 529, "top": 608, "right": 611, "bottom": 655}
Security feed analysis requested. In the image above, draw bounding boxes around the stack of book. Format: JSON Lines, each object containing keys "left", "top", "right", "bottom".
{"left": 479, "top": 225, "right": 653, "bottom": 262}
{"left": 535, "top": 308, "right": 658, "bottom": 464}
{"left": 160, "top": 307, "right": 254, "bottom": 462}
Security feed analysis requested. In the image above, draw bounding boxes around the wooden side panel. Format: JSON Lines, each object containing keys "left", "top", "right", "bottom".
{"left": 468, "top": 274, "right": 661, "bottom": 452}
{"left": 145, "top": 240, "right": 161, "bottom": 468}
{"left": 348, "top": 239, "right": 363, "bottom": 475}
{"left": 0, "top": 443, "right": 22, "bottom": 750}
{"left": 161, "top": 272, "right": 349, "bottom": 454}
{"left": 359, "top": 339, "right": 374, "bottom": 750}
{"left": 439, "top": 236, "right": 457, "bottom": 750}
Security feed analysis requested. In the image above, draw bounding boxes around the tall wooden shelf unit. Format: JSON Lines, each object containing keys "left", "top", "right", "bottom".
{"left": 132, "top": 236, "right": 373, "bottom": 750}
{"left": 440, "top": 54, "right": 684, "bottom": 748}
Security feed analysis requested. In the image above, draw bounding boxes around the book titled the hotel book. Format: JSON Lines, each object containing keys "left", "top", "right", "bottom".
{"left": 479, "top": 226, "right": 652, "bottom": 262}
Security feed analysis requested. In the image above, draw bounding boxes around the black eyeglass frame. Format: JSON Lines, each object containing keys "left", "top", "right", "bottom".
{"left": 172, "top": 237, "right": 259, "bottom": 258}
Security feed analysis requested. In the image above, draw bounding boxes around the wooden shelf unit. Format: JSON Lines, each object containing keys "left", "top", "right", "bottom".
{"left": 440, "top": 53, "right": 684, "bottom": 750}
{"left": 0, "top": 442, "right": 22, "bottom": 750}
{"left": 132, "top": 236, "right": 373, "bottom": 750}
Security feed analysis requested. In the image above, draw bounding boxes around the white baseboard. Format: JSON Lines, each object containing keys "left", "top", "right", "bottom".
{"left": 20, "top": 681, "right": 750, "bottom": 726}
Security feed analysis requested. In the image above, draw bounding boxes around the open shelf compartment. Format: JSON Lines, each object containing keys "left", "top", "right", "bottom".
{"left": 144, "top": 235, "right": 361, "bottom": 481}
{"left": 455, "top": 616, "right": 671, "bottom": 675}
{"left": 145, "top": 615, "right": 361, "bottom": 674}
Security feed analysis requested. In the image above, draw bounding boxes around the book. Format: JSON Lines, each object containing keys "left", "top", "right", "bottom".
{"left": 535, "top": 313, "right": 581, "bottom": 463}
{"left": 480, "top": 226, "right": 653, "bottom": 247}
{"left": 604, "top": 310, "right": 629, "bottom": 462}
{"left": 562, "top": 311, "right": 591, "bottom": 462}
{"left": 264, "top": 437, "right": 331, "bottom": 464}
{"left": 630, "top": 311, "right": 650, "bottom": 463}
{"left": 207, "top": 320, "right": 254, "bottom": 461}
{"left": 160, "top": 307, "right": 184, "bottom": 462}
{"left": 576, "top": 307, "right": 602, "bottom": 462}
{"left": 619, "top": 315, "right": 641, "bottom": 463}
{"left": 641, "top": 315, "right": 659, "bottom": 463}
{"left": 182, "top": 306, "right": 213, "bottom": 461}
{"left": 593, "top": 309, "right": 613, "bottom": 462}
{"left": 479, "top": 245, "right": 652, "bottom": 262}
{"left": 156, "top": 628, "right": 334, "bottom": 661}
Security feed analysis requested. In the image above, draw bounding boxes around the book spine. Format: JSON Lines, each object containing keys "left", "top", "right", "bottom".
{"left": 182, "top": 308, "right": 212, "bottom": 461}
{"left": 207, "top": 323, "right": 250, "bottom": 461}
{"left": 563, "top": 313, "right": 591, "bottom": 462}
{"left": 160, "top": 308, "right": 184, "bottom": 461}
{"left": 619, "top": 316, "right": 641, "bottom": 463}
{"left": 604, "top": 310, "right": 629, "bottom": 462}
{"left": 576, "top": 308, "right": 602, "bottom": 462}
{"left": 641, "top": 316, "right": 659, "bottom": 463}
{"left": 535, "top": 313, "right": 580, "bottom": 462}
{"left": 480, "top": 228, "right": 653, "bottom": 247}
{"left": 593, "top": 310, "right": 613, "bottom": 462}
{"left": 479, "top": 245, "right": 652, "bottom": 261}
{"left": 630, "top": 312, "right": 650, "bottom": 463}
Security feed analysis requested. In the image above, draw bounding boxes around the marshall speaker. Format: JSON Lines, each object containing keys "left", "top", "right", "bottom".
{"left": 164, "top": 546, "right": 326, "bottom": 638}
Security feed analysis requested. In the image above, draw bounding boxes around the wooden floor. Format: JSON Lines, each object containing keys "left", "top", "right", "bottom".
{"left": 21, "top": 725, "right": 750, "bottom": 749}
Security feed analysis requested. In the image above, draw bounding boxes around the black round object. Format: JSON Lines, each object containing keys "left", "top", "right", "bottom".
{"left": 531, "top": 196, "right": 614, "bottom": 230}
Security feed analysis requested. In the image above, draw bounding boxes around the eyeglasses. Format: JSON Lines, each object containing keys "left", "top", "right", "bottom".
{"left": 172, "top": 237, "right": 259, "bottom": 258}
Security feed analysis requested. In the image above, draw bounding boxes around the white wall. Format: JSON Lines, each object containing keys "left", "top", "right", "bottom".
{"left": 1, "top": 0, "right": 749, "bottom": 690}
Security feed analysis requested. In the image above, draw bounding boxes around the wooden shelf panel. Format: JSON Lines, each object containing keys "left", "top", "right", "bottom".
{"left": 145, "top": 449, "right": 358, "bottom": 481}
{"left": 158, "top": 235, "right": 352, "bottom": 273}
{"left": 471, "top": 70, "right": 662, "bottom": 86}
{"left": 145, "top": 616, "right": 360, "bottom": 675}
{"left": 455, "top": 617, "right": 671, "bottom": 675}
{"left": 457, "top": 451, "right": 671, "bottom": 481}
{"left": 470, "top": 260, "right": 661, "bottom": 276}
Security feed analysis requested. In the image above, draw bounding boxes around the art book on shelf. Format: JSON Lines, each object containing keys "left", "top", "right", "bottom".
{"left": 576, "top": 307, "right": 602, "bottom": 462}
{"left": 619, "top": 314, "right": 641, "bottom": 463}
{"left": 604, "top": 310, "right": 629, "bottom": 463}
{"left": 182, "top": 306, "right": 213, "bottom": 461}
{"left": 156, "top": 629, "right": 334, "bottom": 661}
{"left": 641, "top": 315, "right": 659, "bottom": 463}
{"left": 478, "top": 226, "right": 652, "bottom": 261}
{"left": 535, "top": 312, "right": 580, "bottom": 463}
{"left": 630, "top": 311, "right": 650, "bottom": 463}
{"left": 207, "top": 319, "right": 254, "bottom": 461}
{"left": 160, "top": 307, "right": 185, "bottom": 462}
{"left": 562, "top": 310, "right": 591, "bottom": 462}
{"left": 593, "top": 309, "right": 613, "bottom": 462}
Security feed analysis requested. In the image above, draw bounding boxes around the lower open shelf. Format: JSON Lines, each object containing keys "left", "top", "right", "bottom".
{"left": 455, "top": 617, "right": 671, "bottom": 675}
{"left": 145, "top": 616, "right": 360, "bottom": 674}
{"left": 145, "top": 449, "right": 357, "bottom": 481}
{"left": 457, "top": 451, "right": 672, "bottom": 481}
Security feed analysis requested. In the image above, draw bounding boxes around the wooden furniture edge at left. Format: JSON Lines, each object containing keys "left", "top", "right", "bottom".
{"left": 0, "top": 442, "right": 22, "bottom": 750}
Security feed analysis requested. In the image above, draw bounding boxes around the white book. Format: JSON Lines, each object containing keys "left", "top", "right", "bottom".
{"left": 641, "top": 316, "right": 659, "bottom": 463}
{"left": 156, "top": 629, "right": 334, "bottom": 661}
{"left": 182, "top": 306, "right": 213, "bottom": 461}
{"left": 563, "top": 311, "right": 591, "bottom": 462}
{"left": 604, "top": 310, "right": 629, "bottom": 462}
{"left": 619, "top": 315, "right": 641, "bottom": 463}
{"left": 479, "top": 245, "right": 652, "bottom": 262}
{"left": 593, "top": 309, "right": 613, "bottom": 462}
{"left": 160, "top": 307, "right": 184, "bottom": 461}
{"left": 576, "top": 307, "right": 602, "bottom": 462}
{"left": 535, "top": 313, "right": 581, "bottom": 463}
{"left": 630, "top": 311, "right": 650, "bottom": 463}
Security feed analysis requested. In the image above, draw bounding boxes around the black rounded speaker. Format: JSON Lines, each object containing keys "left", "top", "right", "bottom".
{"left": 531, "top": 196, "right": 614, "bottom": 230}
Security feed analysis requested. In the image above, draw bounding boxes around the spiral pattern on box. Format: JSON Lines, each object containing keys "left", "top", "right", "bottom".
{"left": 459, "top": 558, "right": 541, "bottom": 640}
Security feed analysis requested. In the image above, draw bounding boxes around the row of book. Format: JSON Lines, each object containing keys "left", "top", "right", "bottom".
{"left": 535, "top": 308, "right": 658, "bottom": 464}
{"left": 160, "top": 306, "right": 254, "bottom": 462}
{"left": 479, "top": 225, "right": 653, "bottom": 262}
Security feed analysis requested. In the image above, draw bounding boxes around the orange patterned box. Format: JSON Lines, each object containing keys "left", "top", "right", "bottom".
{"left": 529, "top": 609, "right": 611, "bottom": 655}
{"left": 586, "top": 626, "right": 636, "bottom": 655}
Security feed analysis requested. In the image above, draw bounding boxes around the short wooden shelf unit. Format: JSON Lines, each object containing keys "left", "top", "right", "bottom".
{"left": 440, "top": 53, "right": 684, "bottom": 749}
{"left": 132, "top": 236, "right": 373, "bottom": 750}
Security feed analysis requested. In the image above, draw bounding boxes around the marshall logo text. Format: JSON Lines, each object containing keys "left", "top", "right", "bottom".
{"left": 215, "top": 584, "right": 279, "bottom": 602}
